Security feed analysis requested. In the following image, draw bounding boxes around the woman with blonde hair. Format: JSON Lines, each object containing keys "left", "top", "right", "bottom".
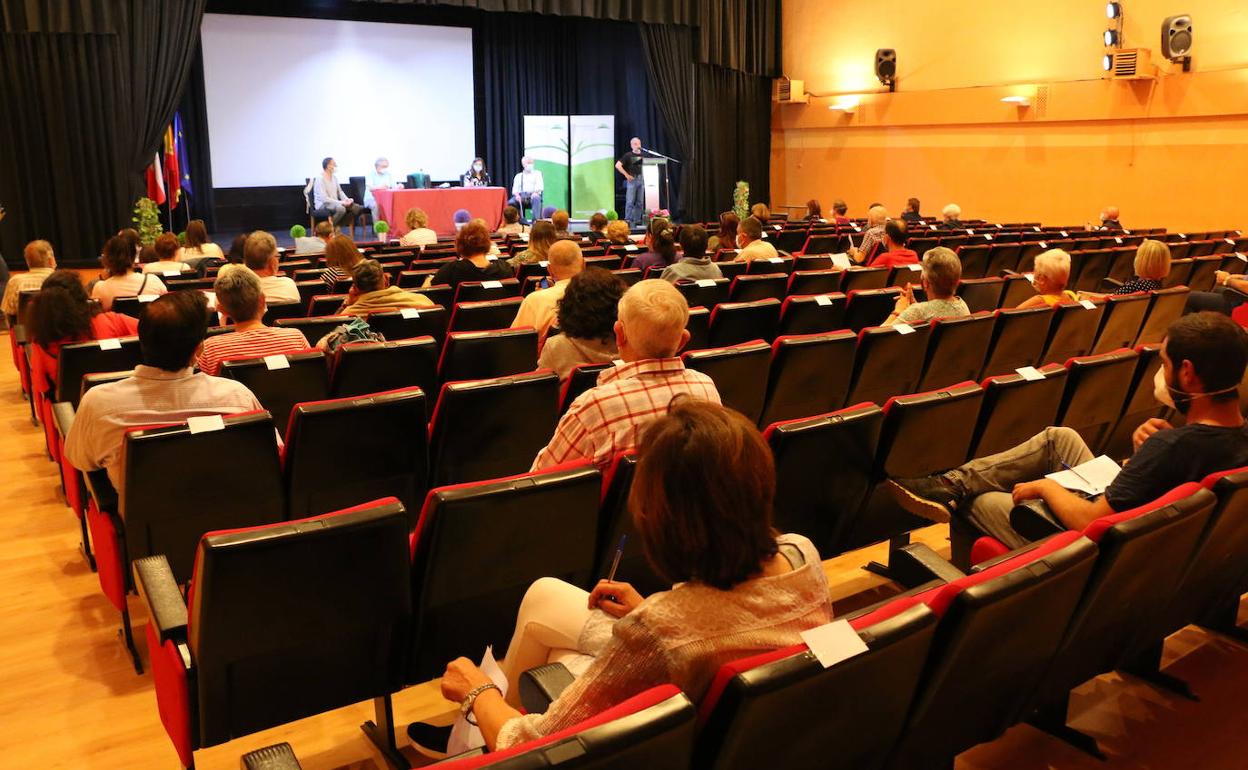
{"left": 750, "top": 202, "right": 770, "bottom": 221}
{"left": 1082, "top": 239, "right": 1171, "bottom": 299}
{"left": 605, "top": 219, "right": 631, "bottom": 245}
{"left": 1017, "top": 249, "right": 1079, "bottom": 309}
{"left": 508, "top": 219, "right": 558, "bottom": 269}
{"left": 400, "top": 208, "right": 438, "bottom": 247}
{"left": 320, "top": 234, "right": 364, "bottom": 290}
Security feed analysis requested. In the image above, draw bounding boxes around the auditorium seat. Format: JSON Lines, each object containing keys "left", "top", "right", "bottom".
{"left": 611, "top": 267, "right": 644, "bottom": 286}
{"left": 407, "top": 462, "right": 601, "bottom": 681}
{"left": 759, "top": 331, "right": 857, "bottom": 427}
{"left": 261, "top": 299, "right": 305, "bottom": 323}
{"left": 707, "top": 299, "right": 781, "bottom": 347}
{"left": 787, "top": 269, "right": 842, "bottom": 296}
{"left": 685, "top": 306, "right": 711, "bottom": 351}
{"left": 437, "top": 328, "right": 538, "bottom": 385}
{"left": 135, "top": 498, "right": 411, "bottom": 768}
{"left": 801, "top": 232, "right": 844, "bottom": 254}
{"left": 682, "top": 341, "right": 771, "bottom": 425}
{"left": 729, "top": 273, "right": 788, "bottom": 303}
{"left": 411, "top": 284, "right": 454, "bottom": 309}
{"left": 112, "top": 296, "right": 157, "bottom": 319}
{"left": 165, "top": 277, "right": 213, "bottom": 292}
{"left": 1071, "top": 249, "right": 1113, "bottom": 292}
{"left": 984, "top": 243, "right": 1023, "bottom": 276}
{"left": 980, "top": 306, "right": 1053, "bottom": 378}
{"left": 839, "top": 266, "right": 890, "bottom": 294}
{"left": 887, "top": 263, "right": 925, "bottom": 289}
{"left": 844, "top": 325, "right": 930, "bottom": 408}
{"left": 958, "top": 244, "right": 991, "bottom": 279}
{"left": 1134, "top": 286, "right": 1190, "bottom": 345}
{"left": 1090, "top": 293, "right": 1149, "bottom": 354}
{"left": 584, "top": 255, "right": 621, "bottom": 270}
{"left": 1104, "top": 248, "right": 1138, "bottom": 285}
{"left": 86, "top": 411, "right": 284, "bottom": 672}
{"left": 695, "top": 599, "right": 937, "bottom": 770}
{"left": 295, "top": 280, "right": 325, "bottom": 310}
{"left": 276, "top": 315, "right": 351, "bottom": 347}
{"left": 674, "top": 278, "right": 730, "bottom": 310}
{"left": 1055, "top": 349, "right": 1138, "bottom": 454}
{"left": 1102, "top": 344, "right": 1164, "bottom": 461}
{"left": 794, "top": 254, "right": 835, "bottom": 271}
{"left": 716, "top": 261, "right": 747, "bottom": 280}
{"left": 365, "top": 306, "right": 449, "bottom": 344}
{"left": 454, "top": 278, "right": 522, "bottom": 304}
{"left": 559, "top": 362, "right": 612, "bottom": 414}
{"left": 744, "top": 255, "right": 795, "bottom": 274}
{"left": 777, "top": 293, "right": 847, "bottom": 337}
{"left": 449, "top": 297, "right": 524, "bottom": 332}
{"left": 774, "top": 229, "right": 810, "bottom": 254}
{"left": 956, "top": 277, "right": 1005, "bottom": 313}
{"left": 398, "top": 270, "right": 436, "bottom": 288}
{"left": 999, "top": 274, "right": 1038, "bottom": 308}
{"left": 765, "top": 403, "right": 884, "bottom": 554}
{"left": 427, "top": 370, "right": 559, "bottom": 487}
{"left": 917, "top": 314, "right": 994, "bottom": 392}
{"left": 284, "top": 389, "right": 428, "bottom": 522}
{"left": 843, "top": 288, "right": 901, "bottom": 332}
{"left": 594, "top": 451, "right": 666, "bottom": 597}
{"left": 1039, "top": 299, "right": 1104, "bottom": 365}
{"left": 1162, "top": 258, "right": 1195, "bottom": 288}
{"left": 969, "top": 364, "right": 1068, "bottom": 459}
{"left": 328, "top": 337, "right": 439, "bottom": 407}
{"left": 221, "top": 350, "right": 329, "bottom": 435}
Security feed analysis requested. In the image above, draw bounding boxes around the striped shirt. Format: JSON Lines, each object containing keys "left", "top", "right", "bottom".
{"left": 195, "top": 326, "right": 310, "bottom": 375}
{"left": 531, "top": 358, "right": 721, "bottom": 471}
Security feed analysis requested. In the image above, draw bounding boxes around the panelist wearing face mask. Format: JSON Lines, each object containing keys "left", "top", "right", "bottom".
{"left": 508, "top": 156, "right": 544, "bottom": 224}
{"left": 464, "top": 157, "right": 492, "bottom": 188}
{"left": 364, "top": 157, "right": 403, "bottom": 224}
{"left": 885, "top": 311, "right": 1248, "bottom": 565}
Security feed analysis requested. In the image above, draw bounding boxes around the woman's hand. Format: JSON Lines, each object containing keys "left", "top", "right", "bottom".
{"left": 440, "top": 657, "right": 494, "bottom": 703}
{"left": 588, "top": 580, "right": 644, "bottom": 618}
{"left": 893, "top": 284, "right": 914, "bottom": 313}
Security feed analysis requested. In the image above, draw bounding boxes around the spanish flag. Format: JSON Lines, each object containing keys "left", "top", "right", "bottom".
{"left": 163, "top": 124, "right": 181, "bottom": 210}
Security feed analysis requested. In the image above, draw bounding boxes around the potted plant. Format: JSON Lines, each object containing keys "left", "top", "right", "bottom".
{"left": 373, "top": 220, "right": 391, "bottom": 242}
{"left": 131, "top": 197, "right": 164, "bottom": 246}
{"left": 290, "top": 224, "right": 307, "bottom": 240}
{"left": 733, "top": 181, "right": 750, "bottom": 220}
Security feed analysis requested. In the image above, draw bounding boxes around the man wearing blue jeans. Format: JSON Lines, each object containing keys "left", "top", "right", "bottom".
{"left": 615, "top": 137, "right": 646, "bottom": 227}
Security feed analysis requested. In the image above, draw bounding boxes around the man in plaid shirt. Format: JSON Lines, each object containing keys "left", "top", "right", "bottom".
{"left": 532, "top": 280, "right": 721, "bottom": 471}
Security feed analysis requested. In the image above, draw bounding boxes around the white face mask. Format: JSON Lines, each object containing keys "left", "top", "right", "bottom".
{"left": 474, "top": 163, "right": 483, "bottom": 172}
{"left": 524, "top": 163, "right": 534, "bottom": 172}
{"left": 377, "top": 166, "right": 388, "bottom": 175}
{"left": 1153, "top": 366, "right": 1176, "bottom": 409}
{"left": 1153, "top": 364, "right": 1239, "bottom": 413}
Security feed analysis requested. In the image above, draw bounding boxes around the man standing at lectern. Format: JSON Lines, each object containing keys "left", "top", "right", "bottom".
{"left": 615, "top": 137, "right": 646, "bottom": 227}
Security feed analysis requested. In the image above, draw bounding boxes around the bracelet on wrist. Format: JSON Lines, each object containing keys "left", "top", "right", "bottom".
{"left": 461, "top": 683, "right": 502, "bottom": 725}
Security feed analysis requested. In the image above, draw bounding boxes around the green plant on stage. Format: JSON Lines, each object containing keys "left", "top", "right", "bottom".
{"left": 733, "top": 181, "right": 750, "bottom": 220}
{"left": 605, "top": 210, "right": 619, "bottom": 221}
{"left": 176, "top": 231, "right": 187, "bottom": 246}
{"left": 131, "top": 197, "right": 164, "bottom": 246}
{"left": 373, "top": 220, "right": 390, "bottom": 237}
{"left": 290, "top": 224, "right": 307, "bottom": 239}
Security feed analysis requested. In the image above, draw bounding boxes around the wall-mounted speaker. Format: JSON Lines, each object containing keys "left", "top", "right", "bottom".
{"left": 875, "top": 49, "right": 897, "bottom": 90}
{"left": 1161, "top": 15, "right": 1193, "bottom": 61}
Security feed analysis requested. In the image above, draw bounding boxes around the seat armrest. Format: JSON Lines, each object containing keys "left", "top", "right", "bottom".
{"left": 841, "top": 578, "right": 947, "bottom": 622}
{"left": 969, "top": 537, "right": 1051, "bottom": 573}
{"left": 52, "top": 401, "right": 75, "bottom": 439}
{"left": 433, "top": 748, "right": 488, "bottom": 764}
{"left": 240, "top": 743, "right": 303, "bottom": 770}
{"left": 84, "top": 469, "right": 118, "bottom": 513}
{"left": 133, "top": 555, "right": 188, "bottom": 644}
{"left": 1225, "top": 284, "right": 1248, "bottom": 302}
{"left": 12, "top": 323, "right": 26, "bottom": 345}
{"left": 890, "top": 543, "right": 967, "bottom": 587}
{"left": 1099, "top": 278, "right": 1124, "bottom": 292}
{"left": 519, "top": 662, "right": 576, "bottom": 715}
{"left": 1009, "top": 499, "right": 1066, "bottom": 542}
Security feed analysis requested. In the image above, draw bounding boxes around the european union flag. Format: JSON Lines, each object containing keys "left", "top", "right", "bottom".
{"left": 175, "top": 112, "right": 192, "bottom": 201}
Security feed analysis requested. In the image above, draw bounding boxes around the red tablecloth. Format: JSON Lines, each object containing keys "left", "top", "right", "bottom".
{"left": 373, "top": 187, "right": 507, "bottom": 236}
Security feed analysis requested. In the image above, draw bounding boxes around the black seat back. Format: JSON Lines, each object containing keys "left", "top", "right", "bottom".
{"left": 450, "top": 298, "right": 525, "bottom": 332}
{"left": 1056, "top": 349, "right": 1138, "bottom": 453}
{"left": 1135, "top": 287, "right": 1191, "bottom": 345}
{"left": 454, "top": 278, "right": 522, "bottom": 304}
{"left": 307, "top": 294, "right": 348, "bottom": 318}
{"left": 970, "top": 365, "right": 1068, "bottom": 458}
{"left": 1091, "top": 293, "right": 1149, "bottom": 354}
{"left": 729, "top": 273, "right": 788, "bottom": 303}
{"left": 438, "top": 328, "right": 538, "bottom": 384}
{"left": 560, "top": 362, "right": 613, "bottom": 414}
{"left": 1040, "top": 299, "right": 1105, "bottom": 365}
{"left": 1102, "top": 344, "right": 1164, "bottom": 460}
{"left": 777, "top": 293, "right": 847, "bottom": 337}
{"left": 980, "top": 306, "right": 1053, "bottom": 378}
{"left": 787, "top": 269, "right": 842, "bottom": 296}
{"left": 999, "top": 274, "right": 1037, "bottom": 307}
{"left": 221, "top": 351, "right": 329, "bottom": 435}
{"left": 956, "top": 277, "right": 1005, "bottom": 313}
{"left": 759, "top": 331, "right": 856, "bottom": 427}
{"left": 707, "top": 299, "right": 781, "bottom": 347}
{"left": 276, "top": 315, "right": 352, "bottom": 347}
{"left": 55, "top": 338, "right": 143, "bottom": 406}
{"left": 843, "top": 288, "right": 901, "bottom": 332}
{"left": 366, "top": 307, "right": 450, "bottom": 344}
{"left": 844, "top": 325, "right": 930, "bottom": 408}
{"left": 918, "top": 314, "right": 995, "bottom": 392}
{"left": 682, "top": 341, "right": 771, "bottom": 424}
{"left": 839, "top": 266, "right": 890, "bottom": 294}
{"left": 190, "top": 499, "right": 410, "bottom": 747}
{"left": 595, "top": 452, "right": 668, "bottom": 597}
{"left": 329, "top": 338, "right": 439, "bottom": 410}
{"left": 674, "top": 278, "right": 730, "bottom": 310}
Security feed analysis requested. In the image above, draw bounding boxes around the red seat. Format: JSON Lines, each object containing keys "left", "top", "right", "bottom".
{"left": 453, "top": 278, "right": 522, "bottom": 304}
{"left": 1102, "top": 344, "right": 1165, "bottom": 461}
{"left": 559, "top": 362, "right": 613, "bottom": 415}
{"left": 843, "top": 288, "right": 901, "bottom": 332}
{"left": 220, "top": 350, "right": 328, "bottom": 436}
{"left": 595, "top": 451, "right": 667, "bottom": 596}
{"left": 449, "top": 297, "right": 525, "bottom": 332}
{"left": 980, "top": 306, "right": 1053, "bottom": 379}
{"left": 759, "top": 331, "right": 856, "bottom": 427}
{"left": 729, "top": 273, "right": 788, "bottom": 303}
{"left": 275, "top": 315, "right": 352, "bottom": 347}
{"left": 366, "top": 306, "right": 449, "bottom": 344}
{"left": 1090, "top": 292, "right": 1149, "bottom": 354}
{"left": 437, "top": 328, "right": 538, "bottom": 385}
{"left": 1039, "top": 299, "right": 1105, "bottom": 365}
{"left": 844, "top": 325, "right": 930, "bottom": 408}
{"left": 969, "top": 364, "right": 1068, "bottom": 459}
{"left": 707, "top": 299, "right": 781, "bottom": 347}
{"left": 1055, "top": 349, "right": 1138, "bottom": 454}
{"left": 682, "top": 340, "right": 771, "bottom": 425}
{"left": 329, "top": 337, "right": 438, "bottom": 408}
{"left": 777, "top": 293, "right": 847, "bottom": 337}
{"left": 917, "top": 314, "right": 994, "bottom": 392}
{"left": 673, "top": 278, "right": 730, "bottom": 310}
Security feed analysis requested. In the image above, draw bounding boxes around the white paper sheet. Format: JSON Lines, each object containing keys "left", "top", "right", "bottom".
{"left": 800, "top": 620, "right": 869, "bottom": 669}
{"left": 1044, "top": 454, "right": 1121, "bottom": 496}
{"left": 446, "top": 646, "right": 510, "bottom": 755}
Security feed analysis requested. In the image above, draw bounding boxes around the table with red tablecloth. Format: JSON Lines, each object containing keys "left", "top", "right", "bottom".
{"left": 373, "top": 187, "right": 507, "bottom": 237}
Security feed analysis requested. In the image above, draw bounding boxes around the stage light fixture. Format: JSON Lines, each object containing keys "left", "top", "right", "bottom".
{"left": 1104, "top": 29, "right": 1119, "bottom": 46}
{"left": 1106, "top": 2, "right": 1122, "bottom": 19}
{"left": 1103, "top": 53, "right": 1114, "bottom": 71}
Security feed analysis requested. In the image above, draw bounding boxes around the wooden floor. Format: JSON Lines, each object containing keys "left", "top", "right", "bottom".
{"left": 1, "top": 332, "right": 1245, "bottom": 769}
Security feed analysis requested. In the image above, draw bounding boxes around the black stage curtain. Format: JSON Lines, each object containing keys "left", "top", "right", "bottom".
{"left": 0, "top": 0, "right": 205, "bottom": 265}
{"left": 174, "top": 43, "right": 218, "bottom": 233}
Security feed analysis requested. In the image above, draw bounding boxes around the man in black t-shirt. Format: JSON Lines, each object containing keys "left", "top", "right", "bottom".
{"left": 615, "top": 137, "right": 646, "bottom": 227}
{"left": 888, "top": 312, "right": 1248, "bottom": 556}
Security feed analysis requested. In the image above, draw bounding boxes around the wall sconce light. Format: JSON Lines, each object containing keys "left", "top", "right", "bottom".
{"left": 1000, "top": 95, "right": 1031, "bottom": 107}
{"left": 827, "top": 98, "right": 858, "bottom": 114}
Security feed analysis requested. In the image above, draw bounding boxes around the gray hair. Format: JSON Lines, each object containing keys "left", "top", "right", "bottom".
{"left": 352, "top": 259, "right": 386, "bottom": 293}
{"left": 942, "top": 203, "right": 962, "bottom": 220}
{"left": 375, "top": 157, "right": 388, "bottom": 168}
{"left": 921, "top": 246, "right": 962, "bottom": 298}
{"left": 213, "top": 267, "right": 264, "bottom": 322}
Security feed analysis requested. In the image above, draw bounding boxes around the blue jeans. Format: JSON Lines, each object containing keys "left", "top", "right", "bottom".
{"left": 508, "top": 192, "right": 543, "bottom": 223}
{"left": 624, "top": 176, "right": 646, "bottom": 226}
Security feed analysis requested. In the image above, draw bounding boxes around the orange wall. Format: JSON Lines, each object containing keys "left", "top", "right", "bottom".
{"left": 773, "top": 0, "right": 1248, "bottom": 231}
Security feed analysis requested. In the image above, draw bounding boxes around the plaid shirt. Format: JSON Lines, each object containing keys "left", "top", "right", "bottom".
{"left": 856, "top": 225, "right": 886, "bottom": 264}
{"left": 532, "top": 358, "right": 721, "bottom": 471}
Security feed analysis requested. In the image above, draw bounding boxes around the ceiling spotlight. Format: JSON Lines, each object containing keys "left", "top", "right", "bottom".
{"left": 1103, "top": 53, "right": 1114, "bottom": 71}
{"left": 1104, "top": 28, "right": 1119, "bottom": 46}
{"left": 1106, "top": 2, "right": 1122, "bottom": 19}
{"left": 1001, "top": 95, "right": 1031, "bottom": 106}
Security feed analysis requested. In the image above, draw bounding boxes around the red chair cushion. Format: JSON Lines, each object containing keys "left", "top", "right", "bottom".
{"left": 146, "top": 622, "right": 194, "bottom": 767}
{"left": 1200, "top": 465, "right": 1248, "bottom": 489}
{"left": 970, "top": 536, "right": 1011, "bottom": 565}
{"left": 923, "top": 530, "right": 1085, "bottom": 616}
{"left": 86, "top": 499, "right": 126, "bottom": 612}
{"left": 1082, "top": 482, "right": 1204, "bottom": 543}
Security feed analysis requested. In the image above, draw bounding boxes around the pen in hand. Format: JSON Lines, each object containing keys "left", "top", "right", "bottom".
{"left": 1061, "top": 461, "right": 1094, "bottom": 489}
{"left": 607, "top": 534, "right": 627, "bottom": 583}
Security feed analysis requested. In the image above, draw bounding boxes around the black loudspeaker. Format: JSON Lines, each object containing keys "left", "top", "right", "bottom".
{"left": 1161, "top": 15, "right": 1193, "bottom": 60}
{"left": 875, "top": 49, "right": 897, "bottom": 85}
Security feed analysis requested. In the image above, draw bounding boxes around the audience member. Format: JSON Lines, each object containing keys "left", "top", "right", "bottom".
{"left": 1099, "top": 205, "right": 1123, "bottom": 231}
{"left": 552, "top": 210, "right": 574, "bottom": 239}
{"left": 339, "top": 259, "right": 435, "bottom": 318}
{"left": 750, "top": 202, "right": 770, "bottom": 221}
{"left": 178, "top": 220, "right": 224, "bottom": 269}
{"left": 226, "top": 233, "right": 247, "bottom": 264}
{"left": 805, "top": 199, "right": 822, "bottom": 221}
{"left": 295, "top": 221, "right": 335, "bottom": 255}
{"left": 508, "top": 219, "right": 557, "bottom": 270}
{"left": 848, "top": 205, "right": 888, "bottom": 262}
{"left": 660, "top": 225, "right": 723, "bottom": 283}
{"left": 901, "top": 197, "right": 922, "bottom": 223}
{"left": 832, "top": 199, "right": 850, "bottom": 225}
{"left": 141, "top": 233, "right": 191, "bottom": 275}
{"left": 866, "top": 220, "right": 918, "bottom": 268}
{"left": 884, "top": 246, "right": 969, "bottom": 326}
{"left": 242, "top": 231, "right": 300, "bottom": 304}
{"left": 138, "top": 244, "right": 158, "bottom": 265}
{"left": 497, "top": 206, "right": 529, "bottom": 236}
{"left": 631, "top": 218, "right": 679, "bottom": 274}
{"left": 513, "top": 240, "right": 584, "bottom": 341}
{"left": 538, "top": 268, "right": 625, "bottom": 381}
{"left": 532, "top": 279, "right": 719, "bottom": 470}
{"left": 196, "top": 269, "right": 309, "bottom": 375}
{"left": 1017, "top": 249, "right": 1078, "bottom": 309}
{"left": 889, "top": 312, "right": 1248, "bottom": 555}
{"left": 940, "top": 204, "right": 963, "bottom": 230}
{"left": 432, "top": 399, "right": 830, "bottom": 753}
{"left": 64, "top": 291, "right": 265, "bottom": 492}
{"left": 733, "top": 217, "right": 780, "bottom": 262}
{"left": 2, "top": 239, "right": 56, "bottom": 317}
{"left": 605, "top": 220, "right": 632, "bottom": 245}
{"left": 707, "top": 212, "right": 739, "bottom": 255}
{"left": 585, "top": 213, "right": 610, "bottom": 243}
{"left": 1111, "top": 239, "right": 1169, "bottom": 294}
{"left": 91, "top": 235, "right": 167, "bottom": 310}
{"left": 1193, "top": 269, "right": 1248, "bottom": 319}
{"left": 429, "top": 220, "right": 514, "bottom": 290}
{"left": 28, "top": 270, "right": 138, "bottom": 393}
{"left": 320, "top": 234, "right": 363, "bottom": 290}
{"left": 399, "top": 208, "right": 439, "bottom": 248}
{"left": 117, "top": 228, "right": 142, "bottom": 261}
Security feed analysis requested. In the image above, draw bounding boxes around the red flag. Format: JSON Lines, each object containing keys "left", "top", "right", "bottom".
{"left": 163, "top": 124, "right": 181, "bottom": 210}
{"left": 146, "top": 152, "right": 166, "bottom": 205}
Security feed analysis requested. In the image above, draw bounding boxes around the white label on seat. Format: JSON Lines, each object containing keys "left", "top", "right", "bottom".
{"left": 773, "top": 224, "right": 782, "bottom": 230}
{"left": 1016, "top": 366, "right": 1045, "bottom": 381}
{"left": 815, "top": 294, "right": 834, "bottom": 306}
{"left": 995, "top": 223, "right": 1003, "bottom": 229}
{"left": 1237, "top": 252, "right": 1247, "bottom": 262}
{"left": 1038, "top": 241, "right": 1048, "bottom": 249}
{"left": 187, "top": 415, "right": 225, "bottom": 434}
{"left": 819, "top": 218, "right": 828, "bottom": 224}
{"left": 768, "top": 257, "right": 783, "bottom": 263}
{"left": 1227, "top": 238, "right": 1237, "bottom": 245}
{"left": 518, "top": 233, "right": 529, "bottom": 241}
{"left": 852, "top": 224, "right": 861, "bottom": 232}
{"left": 138, "top": 294, "right": 159, "bottom": 303}
{"left": 400, "top": 308, "right": 421, "bottom": 319}
{"left": 98, "top": 338, "right": 122, "bottom": 350}
{"left": 695, "top": 279, "right": 717, "bottom": 288}
{"left": 984, "top": 233, "right": 993, "bottom": 240}
{"left": 1060, "top": 231, "right": 1068, "bottom": 237}
{"left": 1033, "top": 226, "right": 1042, "bottom": 232}
{"left": 1080, "top": 299, "right": 1097, "bottom": 310}
{"left": 894, "top": 323, "right": 916, "bottom": 335}
{"left": 966, "top": 228, "right": 974, "bottom": 236}
{"left": 1179, "top": 233, "right": 1186, "bottom": 238}
{"left": 907, "top": 263, "right": 922, "bottom": 271}
{"left": 163, "top": 270, "right": 181, "bottom": 277}
{"left": 539, "top": 261, "right": 549, "bottom": 267}
{"left": 263, "top": 354, "right": 290, "bottom": 370}
{"left": 1124, "top": 229, "right": 1132, "bottom": 235}
{"left": 800, "top": 620, "right": 868, "bottom": 669}
{"left": 626, "top": 245, "right": 639, "bottom": 252}
{"left": 482, "top": 280, "right": 503, "bottom": 289}
{"left": 929, "top": 224, "right": 938, "bottom": 230}
{"left": 486, "top": 256, "right": 498, "bottom": 262}
{"left": 1115, "top": 237, "right": 1124, "bottom": 244}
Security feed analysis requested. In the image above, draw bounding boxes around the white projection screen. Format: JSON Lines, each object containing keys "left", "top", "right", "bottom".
{"left": 201, "top": 14, "right": 476, "bottom": 187}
